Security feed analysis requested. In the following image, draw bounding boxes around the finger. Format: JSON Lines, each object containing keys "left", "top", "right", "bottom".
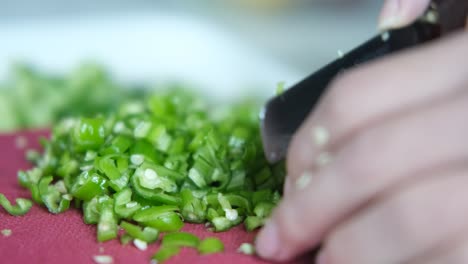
{"left": 378, "top": 0, "right": 431, "bottom": 30}
{"left": 286, "top": 31, "right": 468, "bottom": 186}
{"left": 257, "top": 86, "right": 468, "bottom": 261}
{"left": 319, "top": 166, "right": 468, "bottom": 264}
{"left": 416, "top": 236, "right": 468, "bottom": 264}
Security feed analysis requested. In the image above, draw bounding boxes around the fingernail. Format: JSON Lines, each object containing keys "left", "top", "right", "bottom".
{"left": 378, "top": 0, "right": 404, "bottom": 30}
{"left": 255, "top": 221, "right": 280, "bottom": 259}
{"left": 316, "top": 250, "right": 329, "bottom": 264}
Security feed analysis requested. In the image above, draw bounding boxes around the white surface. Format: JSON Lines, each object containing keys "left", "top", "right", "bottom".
{"left": 0, "top": 12, "right": 302, "bottom": 99}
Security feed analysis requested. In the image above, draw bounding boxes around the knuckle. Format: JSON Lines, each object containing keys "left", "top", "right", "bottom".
{"left": 382, "top": 194, "right": 421, "bottom": 242}
{"left": 338, "top": 141, "right": 378, "bottom": 184}
{"left": 324, "top": 70, "right": 368, "bottom": 124}
{"left": 325, "top": 227, "right": 360, "bottom": 264}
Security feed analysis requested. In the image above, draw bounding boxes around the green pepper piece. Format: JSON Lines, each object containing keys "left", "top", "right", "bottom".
{"left": 253, "top": 167, "right": 271, "bottom": 187}
{"left": 73, "top": 117, "right": 106, "bottom": 151}
{"left": 71, "top": 171, "right": 107, "bottom": 201}
{"left": 141, "top": 212, "right": 184, "bottom": 232}
{"left": 225, "top": 194, "right": 252, "bottom": 213}
{"left": 180, "top": 189, "right": 206, "bottom": 223}
{"left": 147, "top": 124, "right": 172, "bottom": 153}
{"left": 161, "top": 232, "right": 200, "bottom": 248}
{"left": 120, "top": 221, "right": 159, "bottom": 243}
{"left": 114, "top": 188, "right": 141, "bottom": 218}
{"left": 17, "top": 168, "right": 42, "bottom": 188}
{"left": 133, "top": 206, "right": 178, "bottom": 220}
{"left": 130, "top": 139, "right": 159, "bottom": 163}
{"left": 17, "top": 169, "right": 43, "bottom": 205}
{"left": 206, "top": 208, "right": 220, "bottom": 222}
{"left": 211, "top": 217, "right": 232, "bottom": 232}
{"left": 167, "top": 137, "right": 185, "bottom": 155}
{"left": 139, "top": 161, "right": 185, "bottom": 183}
{"left": 133, "top": 208, "right": 183, "bottom": 232}
{"left": 108, "top": 172, "right": 130, "bottom": 192}
{"left": 244, "top": 216, "right": 263, "bottom": 232}
{"left": 97, "top": 204, "right": 118, "bottom": 242}
{"left": 38, "top": 176, "right": 71, "bottom": 214}
{"left": 130, "top": 170, "right": 179, "bottom": 205}
{"left": 225, "top": 170, "right": 246, "bottom": 191}
{"left": 96, "top": 156, "right": 120, "bottom": 180}
{"left": 101, "top": 135, "right": 133, "bottom": 154}
{"left": 151, "top": 246, "right": 180, "bottom": 264}
{"left": 251, "top": 190, "right": 273, "bottom": 205}
{"left": 0, "top": 193, "right": 32, "bottom": 216}
{"left": 83, "top": 197, "right": 100, "bottom": 224}
{"left": 254, "top": 202, "right": 275, "bottom": 218}
{"left": 197, "top": 237, "right": 224, "bottom": 255}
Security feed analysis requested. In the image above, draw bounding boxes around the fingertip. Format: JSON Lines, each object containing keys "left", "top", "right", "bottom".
{"left": 378, "top": 0, "right": 431, "bottom": 31}
{"left": 255, "top": 220, "right": 281, "bottom": 260}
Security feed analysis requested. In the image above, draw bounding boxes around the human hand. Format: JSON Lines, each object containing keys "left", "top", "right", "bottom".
{"left": 378, "top": 0, "right": 432, "bottom": 30}
{"left": 256, "top": 0, "right": 468, "bottom": 263}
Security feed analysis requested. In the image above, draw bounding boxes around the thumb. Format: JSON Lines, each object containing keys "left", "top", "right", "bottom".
{"left": 378, "top": 0, "right": 432, "bottom": 30}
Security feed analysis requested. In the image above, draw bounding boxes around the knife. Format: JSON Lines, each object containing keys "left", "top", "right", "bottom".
{"left": 260, "top": 0, "right": 468, "bottom": 164}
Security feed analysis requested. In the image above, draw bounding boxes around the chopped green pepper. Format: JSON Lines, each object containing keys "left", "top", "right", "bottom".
{"left": 152, "top": 246, "right": 180, "bottom": 264}
{"left": 0, "top": 193, "right": 32, "bottom": 216}
{"left": 120, "top": 221, "right": 159, "bottom": 243}
{"left": 161, "top": 232, "right": 200, "bottom": 248}
{"left": 97, "top": 202, "right": 118, "bottom": 242}
{"left": 113, "top": 188, "right": 141, "bottom": 218}
{"left": 13, "top": 86, "right": 287, "bottom": 262}
{"left": 73, "top": 117, "right": 107, "bottom": 151}
{"left": 197, "top": 237, "right": 224, "bottom": 255}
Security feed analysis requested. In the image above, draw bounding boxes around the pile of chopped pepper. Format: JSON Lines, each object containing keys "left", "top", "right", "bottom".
{"left": 2, "top": 88, "right": 285, "bottom": 262}
{"left": 0, "top": 63, "right": 145, "bottom": 132}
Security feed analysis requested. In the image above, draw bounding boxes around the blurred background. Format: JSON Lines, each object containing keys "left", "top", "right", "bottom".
{"left": 0, "top": 0, "right": 381, "bottom": 131}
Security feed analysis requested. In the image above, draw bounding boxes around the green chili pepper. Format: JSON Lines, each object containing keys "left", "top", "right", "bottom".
{"left": 133, "top": 206, "right": 183, "bottom": 232}
{"left": 147, "top": 124, "right": 172, "bottom": 153}
{"left": 244, "top": 216, "right": 263, "bottom": 232}
{"left": 254, "top": 202, "right": 275, "bottom": 218}
{"left": 96, "top": 155, "right": 121, "bottom": 180}
{"left": 73, "top": 117, "right": 107, "bottom": 151}
{"left": 152, "top": 246, "right": 180, "bottom": 264}
{"left": 120, "top": 221, "right": 159, "bottom": 243}
{"left": 102, "top": 135, "right": 133, "bottom": 154}
{"left": 211, "top": 217, "right": 232, "bottom": 232}
{"left": 38, "top": 176, "right": 71, "bottom": 214}
{"left": 0, "top": 193, "right": 32, "bottom": 216}
{"left": 13, "top": 85, "right": 287, "bottom": 263}
{"left": 180, "top": 189, "right": 206, "bottom": 223}
{"left": 130, "top": 170, "right": 179, "bottom": 205}
{"left": 114, "top": 188, "right": 141, "bottom": 218}
{"left": 83, "top": 197, "right": 100, "bottom": 224}
{"left": 130, "top": 139, "right": 160, "bottom": 163}
{"left": 97, "top": 202, "right": 118, "bottom": 242}
{"left": 71, "top": 171, "right": 107, "bottom": 201}
{"left": 197, "top": 237, "right": 224, "bottom": 255}
{"left": 161, "top": 232, "right": 200, "bottom": 248}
